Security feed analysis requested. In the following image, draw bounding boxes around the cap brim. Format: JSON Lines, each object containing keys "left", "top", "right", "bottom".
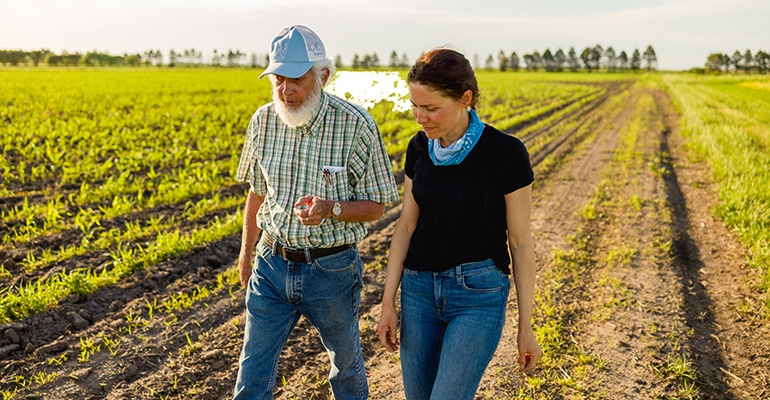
{"left": 259, "top": 62, "right": 314, "bottom": 79}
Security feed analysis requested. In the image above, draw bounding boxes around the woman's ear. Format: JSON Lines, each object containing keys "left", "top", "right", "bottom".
{"left": 461, "top": 89, "right": 473, "bottom": 108}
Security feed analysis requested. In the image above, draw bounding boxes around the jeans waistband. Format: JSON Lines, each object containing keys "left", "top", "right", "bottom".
{"left": 260, "top": 232, "right": 353, "bottom": 263}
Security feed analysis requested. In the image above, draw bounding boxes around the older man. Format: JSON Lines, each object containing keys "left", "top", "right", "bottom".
{"left": 233, "top": 25, "right": 399, "bottom": 399}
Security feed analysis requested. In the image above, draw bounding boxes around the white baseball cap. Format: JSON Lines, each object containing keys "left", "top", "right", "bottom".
{"left": 259, "top": 25, "right": 326, "bottom": 79}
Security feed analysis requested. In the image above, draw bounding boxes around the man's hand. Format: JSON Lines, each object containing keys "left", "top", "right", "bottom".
{"left": 293, "top": 196, "right": 333, "bottom": 225}
{"left": 238, "top": 252, "right": 253, "bottom": 288}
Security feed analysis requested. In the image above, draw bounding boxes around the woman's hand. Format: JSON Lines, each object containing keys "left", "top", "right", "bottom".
{"left": 377, "top": 305, "right": 400, "bottom": 352}
{"left": 517, "top": 327, "right": 542, "bottom": 371}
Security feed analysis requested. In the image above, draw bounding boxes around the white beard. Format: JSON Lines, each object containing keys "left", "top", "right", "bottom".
{"left": 273, "top": 86, "right": 322, "bottom": 128}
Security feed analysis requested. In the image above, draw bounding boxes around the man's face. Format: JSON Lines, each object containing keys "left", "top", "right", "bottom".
{"left": 271, "top": 70, "right": 318, "bottom": 110}
{"left": 271, "top": 70, "right": 322, "bottom": 127}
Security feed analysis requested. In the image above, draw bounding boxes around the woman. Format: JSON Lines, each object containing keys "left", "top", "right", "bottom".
{"left": 377, "top": 48, "right": 542, "bottom": 400}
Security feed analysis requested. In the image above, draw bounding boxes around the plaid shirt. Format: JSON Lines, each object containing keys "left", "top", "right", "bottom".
{"left": 236, "top": 91, "right": 399, "bottom": 248}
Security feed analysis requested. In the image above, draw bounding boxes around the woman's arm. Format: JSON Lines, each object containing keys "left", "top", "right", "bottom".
{"left": 377, "top": 178, "right": 419, "bottom": 352}
{"left": 505, "top": 184, "right": 542, "bottom": 370}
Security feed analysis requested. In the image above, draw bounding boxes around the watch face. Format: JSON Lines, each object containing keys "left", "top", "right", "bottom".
{"left": 333, "top": 202, "right": 341, "bottom": 216}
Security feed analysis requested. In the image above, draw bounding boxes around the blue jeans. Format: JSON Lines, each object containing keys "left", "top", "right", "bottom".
{"left": 399, "top": 259, "right": 510, "bottom": 400}
{"left": 233, "top": 240, "right": 368, "bottom": 400}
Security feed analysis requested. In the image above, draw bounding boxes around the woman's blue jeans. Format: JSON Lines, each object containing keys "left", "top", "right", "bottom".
{"left": 233, "top": 241, "right": 368, "bottom": 400}
{"left": 400, "top": 259, "right": 510, "bottom": 400}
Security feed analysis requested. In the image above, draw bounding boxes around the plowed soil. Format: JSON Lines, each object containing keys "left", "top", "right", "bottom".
{"left": 1, "top": 81, "right": 768, "bottom": 399}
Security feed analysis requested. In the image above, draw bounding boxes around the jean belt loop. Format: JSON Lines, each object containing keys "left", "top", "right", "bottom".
{"left": 304, "top": 248, "right": 312, "bottom": 264}
{"left": 269, "top": 237, "right": 277, "bottom": 256}
{"left": 455, "top": 265, "right": 463, "bottom": 285}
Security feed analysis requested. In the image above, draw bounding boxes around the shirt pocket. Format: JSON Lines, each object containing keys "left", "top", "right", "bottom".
{"left": 321, "top": 166, "right": 351, "bottom": 201}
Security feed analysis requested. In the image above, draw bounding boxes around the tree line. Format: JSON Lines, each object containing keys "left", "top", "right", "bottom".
{"left": 489, "top": 45, "right": 657, "bottom": 72}
{"left": 0, "top": 48, "right": 260, "bottom": 67}
{"left": 352, "top": 45, "right": 658, "bottom": 73}
{"left": 704, "top": 49, "right": 770, "bottom": 74}
{"left": 0, "top": 45, "right": 658, "bottom": 72}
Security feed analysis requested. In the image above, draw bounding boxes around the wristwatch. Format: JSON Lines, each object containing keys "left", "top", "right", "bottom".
{"left": 332, "top": 201, "right": 342, "bottom": 219}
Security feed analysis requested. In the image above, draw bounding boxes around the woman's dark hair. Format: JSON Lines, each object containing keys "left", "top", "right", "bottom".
{"left": 407, "top": 48, "right": 480, "bottom": 110}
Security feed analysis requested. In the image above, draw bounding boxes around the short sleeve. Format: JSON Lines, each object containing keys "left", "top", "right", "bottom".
{"left": 496, "top": 135, "right": 534, "bottom": 195}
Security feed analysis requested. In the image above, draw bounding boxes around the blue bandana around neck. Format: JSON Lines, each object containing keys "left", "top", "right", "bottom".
{"left": 429, "top": 109, "right": 483, "bottom": 166}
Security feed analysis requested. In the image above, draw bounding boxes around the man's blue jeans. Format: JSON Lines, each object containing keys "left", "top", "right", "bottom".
{"left": 399, "top": 259, "right": 510, "bottom": 400}
{"left": 233, "top": 241, "right": 368, "bottom": 400}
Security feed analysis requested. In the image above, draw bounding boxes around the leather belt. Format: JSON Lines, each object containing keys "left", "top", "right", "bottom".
{"left": 260, "top": 232, "right": 353, "bottom": 263}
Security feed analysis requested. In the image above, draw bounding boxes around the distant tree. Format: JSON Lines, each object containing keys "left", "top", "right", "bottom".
{"left": 553, "top": 48, "right": 565, "bottom": 72}
{"left": 484, "top": 54, "right": 494, "bottom": 70}
{"left": 589, "top": 45, "right": 602, "bottom": 70}
{"left": 721, "top": 53, "right": 731, "bottom": 73}
{"left": 334, "top": 54, "right": 343, "bottom": 68}
{"left": 509, "top": 51, "right": 520, "bottom": 71}
{"left": 580, "top": 47, "right": 591, "bottom": 71}
{"left": 169, "top": 49, "right": 179, "bottom": 67}
{"left": 756, "top": 50, "right": 769, "bottom": 74}
{"left": 389, "top": 50, "right": 399, "bottom": 68}
{"left": 47, "top": 54, "right": 63, "bottom": 66}
{"left": 29, "top": 49, "right": 51, "bottom": 66}
{"left": 363, "top": 54, "right": 375, "bottom": 68}
{"left": 7, "top": 50, "right": 27, "bottom": 65}
{"left": 84, "top": 51, "right": 126, "bottom": 66}
{"left": 181, "top": 48, "right": 202, "bottom": 65}
{"left": 352, "top": 53, "right": 361, "bottom": 68}
{"left": 523, "top": 53, "right": 534, "bottom": 71}
{"left": 567, "top": 47, "right": 580, "bottom": 72}
{"left": 643, "top": 45, "right": 657, "bottom": 71}
{"left": 605, "top": 46, "right": 617, "bottom": 72}
{"left": 143, "top": 49, "right": 162, "bottom": 66}
{"left": 211, "top": 49, "right": 222, "bottom": 66}
{"left": 731, "top": 50, "right": 742, "bottom": 72}
{"left": 618, "top": 50, "right": 628, "bottom": 71}
{"left": 532, "top": 51, "right": 542, "bottom": 70}
{"left": 498, "top": 50, "right": 508, "bottom": 71}
{"left": 227, "top": 49, "right": 245, "bottom": 67}
{"left": 630, "top": 49, "right": 641, "bottom": 71}
{"left": 743, "top": 49, "right": 753, "bottom": 73}
{"left": 400, "top": 53, "right": 410, "bottom": 68}
{"left": 357, "top": 53, "right": 380, "bottom": 68}
{"left": 542, "top": 49, "right": 555, "bottom": 72}
{"left": 705, "top": 53, "right": 726, "bottom": 73}
{"left": 125, "top": 53, "right": 142, "bottom": 66}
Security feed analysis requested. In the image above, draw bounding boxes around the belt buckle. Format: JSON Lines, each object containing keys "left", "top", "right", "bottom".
{"left": 282, "top": 244, "right": 310, "bottom": 262}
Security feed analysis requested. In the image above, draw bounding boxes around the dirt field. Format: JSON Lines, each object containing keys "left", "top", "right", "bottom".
{"left": 1, "top": 80, "right": 768, "bottom": 399}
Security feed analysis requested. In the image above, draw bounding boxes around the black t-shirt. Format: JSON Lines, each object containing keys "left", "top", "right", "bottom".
{"left": 403, "top": 125, "right": 534, "bottom": 274}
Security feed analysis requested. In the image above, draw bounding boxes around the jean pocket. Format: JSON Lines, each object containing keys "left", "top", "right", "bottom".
{"left": 460, "top": 265, "right": 505, "bottom": 293}
{"left": 313, "top": 247, "right": 357, "bottom": 273}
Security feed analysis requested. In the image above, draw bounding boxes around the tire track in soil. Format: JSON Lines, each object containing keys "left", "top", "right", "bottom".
{"left": 547, "top": 87, "right": 697, "bottom": 398}
{"left": 657, "top": 89, "right": 770, "bottom": 399}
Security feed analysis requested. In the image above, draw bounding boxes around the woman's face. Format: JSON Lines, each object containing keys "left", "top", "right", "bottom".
{"left": 409, "top": 82, "right": 472, "bottom": 146}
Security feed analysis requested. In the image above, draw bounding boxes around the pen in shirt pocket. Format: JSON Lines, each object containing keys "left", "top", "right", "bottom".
{"left": 323, "top": 168, "right": 331, "bottom": 186}
{"left": 322, "top": 166, "right": 344, "bottom": 186}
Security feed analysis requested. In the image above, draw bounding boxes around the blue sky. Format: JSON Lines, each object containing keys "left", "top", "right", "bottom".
{"left": 2, "top": 0, "right": 768, "bottom": 70}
